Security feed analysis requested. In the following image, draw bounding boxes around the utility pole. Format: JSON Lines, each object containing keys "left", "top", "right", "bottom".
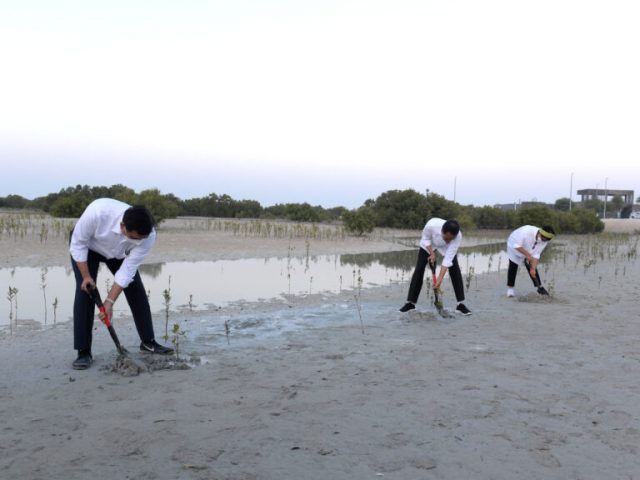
{"left": 603, "top": 177, "right": 608, "bottom": 218}
{"left": 453, "top": 176, "right": 457, "bottom": 203}
{"left": 569, "top": 172, "right": 573, "bottom": 211}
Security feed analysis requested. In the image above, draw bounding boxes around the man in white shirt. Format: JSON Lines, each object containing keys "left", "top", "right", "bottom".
{"left": 69, "top": 198, "right": 174, "bottom": 370}
{"left": 400, "top": 218, "right": 472, "bottom": 315}
{"left": 506, "top": 224, "right": 556, "bottom": 297}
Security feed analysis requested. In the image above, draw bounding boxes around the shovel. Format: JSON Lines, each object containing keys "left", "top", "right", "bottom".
{"left": 429, "top": 259, "right": 445, "bottom": 315}
{"left": 87, "top": 285, "right": 128, "bottom": 355}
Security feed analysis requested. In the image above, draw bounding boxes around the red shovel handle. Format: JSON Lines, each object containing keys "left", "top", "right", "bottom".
{"left": 96, "top": 305, "right": 112, "bottom": 328}
{"left": 429, "top": 257, "right": 437, "bottom": 283}
{"left": 87, "top": 286, "right": 125, "bottom": 354}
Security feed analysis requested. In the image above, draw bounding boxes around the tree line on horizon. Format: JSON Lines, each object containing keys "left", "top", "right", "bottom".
{"left": 0, "top": 184, "right": 611, "bottom": 234}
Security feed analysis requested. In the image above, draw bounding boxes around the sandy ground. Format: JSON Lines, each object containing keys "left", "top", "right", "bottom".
{"left": 602, "top": 218, "right": 640, "bottom": 234}
{"left": 1, "top": 219, "right": 640, "bottom": 479}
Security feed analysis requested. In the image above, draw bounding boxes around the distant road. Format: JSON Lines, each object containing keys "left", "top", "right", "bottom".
{"left": 603, "top": 219, "right": 640, "bottom": 233}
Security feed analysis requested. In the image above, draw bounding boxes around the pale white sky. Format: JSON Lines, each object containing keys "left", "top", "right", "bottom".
{"left": 1, "top": 0, "right": 639, "bottom": 207}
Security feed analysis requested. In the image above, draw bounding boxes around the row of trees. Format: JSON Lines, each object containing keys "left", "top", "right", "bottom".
{"left": 0, "top": 185, "right": 345, "bottom": 224}
{"left": 180, "top": 194, "right": 347, "bottom": 222}
{"left": 341, "top": 189, "right": 605, "bottom": 235}
{"left": 0, "top": 185, "right": 607, "bottom": 234}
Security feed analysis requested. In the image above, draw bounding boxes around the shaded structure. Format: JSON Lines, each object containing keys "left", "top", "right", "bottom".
{"left": 577, "top": 189, "right": 634, "bottom": 204}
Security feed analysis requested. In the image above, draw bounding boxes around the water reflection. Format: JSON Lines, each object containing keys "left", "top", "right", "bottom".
{"left": 341, "top": 250, "right": 415, "bottom": 271}
{"left": 341, "top": 242, "right": 506, "bottom": 270}
{"left": 138, "top": 262, "right": 165, "bottom": 279}
{"left": 1, "top": 245, "right": 509, "bottom": 328}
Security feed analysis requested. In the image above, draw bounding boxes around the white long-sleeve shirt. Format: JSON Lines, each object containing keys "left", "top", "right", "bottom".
{"left": 507, "top": 225, "right": 547, "bottom": 265}
{"left": 419, "top": 217, "right": 462, "bottom": 268}
{"left": 69, "top": 198, "right": 156, "bottom": 288}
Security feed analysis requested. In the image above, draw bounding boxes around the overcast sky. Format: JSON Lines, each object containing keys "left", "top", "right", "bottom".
{"left": 1, "top": 0, "right": 639, "bottom": 208}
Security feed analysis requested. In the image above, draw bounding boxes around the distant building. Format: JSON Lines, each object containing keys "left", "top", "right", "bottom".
{"left": 577, "top": 188, "right": 634, "bottom": 204}
{"left": 493, "top": 201, "right": 553, "bottom": 211}
{"left": 493, "top": 203, "right": 518, "bottom": 211}
{"left": 520, "top": 201, "right": 554, "bottom": 209}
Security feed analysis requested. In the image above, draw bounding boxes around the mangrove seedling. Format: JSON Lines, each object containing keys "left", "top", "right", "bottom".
{"left": 7, "top": 286, "right": 17, "bottom": 334}
{"left": 224, "top": 319, "right": 231, "bottom": 345}
{"left": 465, "top": 266, "right": 475, "bottom": 291}
{"left": 170, "top": 322, "right": 186, "bottom": 359}
{"left": 354, "top": 271, "right": 364, "bottom": 334}
{"left": 41, "top": 268, "right": 48, "bottom": 324}
{"left": 162, "top": 276, "right": 172, "bottom": 341}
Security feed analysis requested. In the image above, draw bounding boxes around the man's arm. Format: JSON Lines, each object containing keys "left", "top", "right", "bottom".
{"left": 113, "top": 232, "right": 156, "bottom": 290}
{"left": 435, "top": 233, "right": 461, "bottom": 287}
{"left": 515, "top": 246, "right": 537, "bottom": 276}
{"left": 420, "top": 223, "right": 436, "bottom": 264}
{"left": 436, "top": 266, "right": 448, "bottom": 287}
{"left": 70, "top": 205, "right": 99, "bottom": 293}
{"left": 515, "top": 246, "right": 533, "bottom": 261}
{"left": 75, "top": 261, "right": 96, "bottom": 293}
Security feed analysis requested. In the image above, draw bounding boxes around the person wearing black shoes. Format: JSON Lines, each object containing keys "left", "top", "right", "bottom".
{"left": 506, "top": 225, "right": 556, "bottom": 298}
{"left": 70, "top": 198, "right": 174, "bottom": 370}
{"left": 399, "top": 218, "right": 472, "bottom": 315}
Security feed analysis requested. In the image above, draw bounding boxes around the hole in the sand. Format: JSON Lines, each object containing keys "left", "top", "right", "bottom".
{"left": 100, "top": 354, "right": 192, "bottom": 377}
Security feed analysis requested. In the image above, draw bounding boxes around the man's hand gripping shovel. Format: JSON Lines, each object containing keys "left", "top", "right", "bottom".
{"left": 429, "top": 258, "right": 453, "bottom": 318}
{"left": 87, "top": 285, "right": 128, "bottom": 355}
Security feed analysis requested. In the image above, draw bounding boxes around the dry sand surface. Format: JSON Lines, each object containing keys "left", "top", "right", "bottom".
{"left": 603, "top": 218, "right": 640, "bottom": 234}
{"left": 0, "top": 215, "right": 418, "bottom": 268}
{"left": 1, "top": 217, "right": 640, "bottom": 479}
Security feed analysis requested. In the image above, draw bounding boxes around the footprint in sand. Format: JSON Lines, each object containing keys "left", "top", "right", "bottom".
{"left": 530, "top": 449, "right": 562, "bottom": 468}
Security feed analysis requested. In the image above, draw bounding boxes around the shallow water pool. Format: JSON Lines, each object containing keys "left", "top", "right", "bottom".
{"left": 1, "top": 243, "right": 508, "bottom": 327}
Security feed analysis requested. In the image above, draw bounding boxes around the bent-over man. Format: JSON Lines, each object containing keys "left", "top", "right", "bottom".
{"left": 400, "top": 218, "right": 472, "bottom": 315}
{"left": 70, "top": 198, "right": 174, "bottom": 369}
{"left": 506, "top": 224, "right": 556, "bottom": 297}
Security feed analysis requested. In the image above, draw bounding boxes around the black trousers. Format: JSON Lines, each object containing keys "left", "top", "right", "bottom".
{"left": 507, "top": 259, "right": 541, "bottom": 288}
{"left": 72, "top": 250, "right": 155, "bottom": 352}
{"left": 407, "top": 248, "right": 465, "bottom": 303}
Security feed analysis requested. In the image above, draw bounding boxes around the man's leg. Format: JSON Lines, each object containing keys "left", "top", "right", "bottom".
{"left": 449, "top": 256, "right": 471, "bottom": 315}
{"left": 104, "top": 259, "right": 155, "bottom": 343}
{"left": 72, "top": 250, "right": 101, "bottom": 352}
{"left": 507, "top": 260, "right": 519, "bottom": 288}
{"left": 407, "top": 248, "right": 430, "bottom": 303}
{"left": 448, "top": 256, "right": 465, "bottom": 302}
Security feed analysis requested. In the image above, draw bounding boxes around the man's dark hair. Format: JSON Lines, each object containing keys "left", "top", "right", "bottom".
{"left": 442, "top": 219, "right": 460, "bottom": 236}
{"left": 122, "top": 205, "right": 155, "bottom": 236}
{"left": 541, "top": 225, "right": 556, "bottom": 236}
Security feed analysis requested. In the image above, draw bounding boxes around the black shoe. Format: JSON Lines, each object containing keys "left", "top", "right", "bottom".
{"left": 399, "top": 302, "right": 416, "bottom": 313}
{"left": 72, "top": 350, "right": 93, "bottom": 370}
{"left": 456, "top": 303, "right": 472, "bottom": 316}
{"left": 537, "top": 287, "right": 549, "bottom": 296}
{"left": 140, "top": 339, "right": 174, "bottom": 355}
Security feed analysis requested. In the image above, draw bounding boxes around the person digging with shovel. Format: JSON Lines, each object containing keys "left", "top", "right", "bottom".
{"left": 505, "top": 224, "right": 556, "bottom": 298}
{"left": 399, "top": 218, "right": 472, "bottom": 315}
{"left": 69, "top": 198, "right": 174, "bottom": 370}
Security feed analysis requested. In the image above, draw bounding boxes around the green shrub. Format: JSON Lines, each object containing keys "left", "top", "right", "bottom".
{"left": 343, "top": 207, "right": 376, "bottom": 235}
